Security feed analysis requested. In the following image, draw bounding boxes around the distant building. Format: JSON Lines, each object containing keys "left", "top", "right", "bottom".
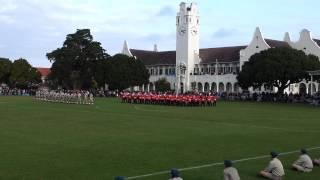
{"left": 36, "top": 67, "right": 50, "bottom": 83}
{"left": 121, "top": 2, "right": 320, "bottom": 94}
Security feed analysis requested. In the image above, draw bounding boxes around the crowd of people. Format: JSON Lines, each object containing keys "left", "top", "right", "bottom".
{"left": 0, "top": 87, "right": 36, "bottom": 96}
{"left": 35, "top": 90, "right": 94, "bottom": 105}
{"left": 219, "top": 91, "right": 320, "bottom": 106}
{"left": 120, "top": 92, "right": 217, "bottom": 106}
{"left": 114, "top": 149, "right": 320, "bottom": 180}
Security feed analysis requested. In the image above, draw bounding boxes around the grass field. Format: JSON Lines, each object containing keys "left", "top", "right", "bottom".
{"left": 0, "top": 96, "right": 320, "bottom": 180}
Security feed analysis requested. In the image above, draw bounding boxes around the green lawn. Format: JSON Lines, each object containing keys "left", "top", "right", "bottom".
{"left": 0, "top": 96, "right": 319, "bottom": 180}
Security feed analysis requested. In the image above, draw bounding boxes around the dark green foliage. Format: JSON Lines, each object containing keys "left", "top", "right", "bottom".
{"left": 47, "top": 29, "right": 109, "bottom": 89}
{"left": 237, "top": 47, "right": 320, "bottom": 93}
{"left": 107, "top": 54, "right": 149, "bottom": 91}
{"left": 155, "top": 78, "right": 171, "bottom": 92}
{"left": 9, "top": 58, "right": 41, "bottom": 88}
{"left": 0, "top": 58, "right": 12, "bottom": 84}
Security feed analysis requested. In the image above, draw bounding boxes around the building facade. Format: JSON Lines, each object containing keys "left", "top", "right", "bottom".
{"left": 121, "top": 2, "right": 320, "bottom": 94}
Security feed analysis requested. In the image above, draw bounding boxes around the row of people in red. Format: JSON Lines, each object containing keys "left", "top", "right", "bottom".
{"left": 120, "top": 92, "right": 217, "bottom": 106}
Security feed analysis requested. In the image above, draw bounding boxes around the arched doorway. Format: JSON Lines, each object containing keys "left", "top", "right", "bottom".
{"left": 226, "top": 82, "right": 232, "bottom": 93}
{"left": 219, "top": 82, "right": 225, "bottom": 92}
{"left": 211, "top": 82, "right": 217, "bottom": 92}
{"left": 149, "top": 83, "right": 154, "bottom": 91}
{"left": 143, "top": 84, "right": 148, "bottom": 92}
{"left": 198, "top": 82, "right": 203, "bottom": 92}
{"left": 299, "top": 83, "right": 306, "bottom": 95}
{"left": 234, "top": 83, "right": 240, "bottom": 93}
{"left": 191, "top": 82, "right": 197, "bottom": 91}
{"left": 180, "top": 82, "right": 184, "bottom": 94}
{"left": 204, "top": 82, "right": 210, "bottom": 92}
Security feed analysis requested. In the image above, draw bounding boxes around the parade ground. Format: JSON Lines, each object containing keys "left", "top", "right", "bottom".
{"left": 0, "top": 96, "right": 320, "bottom": 180}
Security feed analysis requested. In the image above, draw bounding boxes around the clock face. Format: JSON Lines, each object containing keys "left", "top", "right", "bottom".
{"left": 191, "top": 26, "right": 198, "bottom": 36}
{"left": 179, "top": 26, "right": 187, "bottom": 36}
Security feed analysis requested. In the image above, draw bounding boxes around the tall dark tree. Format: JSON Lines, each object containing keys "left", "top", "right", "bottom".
{"left": 47, "top": 29, "right": 109, "bottom": 89}
{"left": 155, "top": 78, "right": 171, "bottom": 92}
{"left": 0, "top": 58, "right": 12, "bottom": 84}
{"left": 9, "top": 58, "right": 41, "bottom": 88}
{"left": 107, "top": 54, "right": 149, "bottom": 91}
{"left": 237, "top": 47, "right": 320, "bottom": 94}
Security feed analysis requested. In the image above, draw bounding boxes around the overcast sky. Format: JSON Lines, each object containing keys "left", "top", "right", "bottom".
{"left": 1, "top": 0, "right": 320, "bottom": 67}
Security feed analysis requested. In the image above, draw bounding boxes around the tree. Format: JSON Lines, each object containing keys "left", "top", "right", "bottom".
{"left": 237, "top": 47, "right": 320, "bottom": 94}
{"left": 155, "top": 78, "right": 171, "bottom": 92}
{"left": 107, "top": 54, "right": 149, "bottom": 91}
{"left": 0, "top": 58, "right": 12, "bottom": 84}
{"left": 47, "top": 29, "right": 109, "bottom": 89}
{"left": 9, "top": 58, "right": 41, "bottom": 88}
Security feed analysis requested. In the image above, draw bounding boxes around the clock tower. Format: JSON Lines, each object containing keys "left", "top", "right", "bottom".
{"left": 176, "top": 2, "right": 200, "bottom": 93}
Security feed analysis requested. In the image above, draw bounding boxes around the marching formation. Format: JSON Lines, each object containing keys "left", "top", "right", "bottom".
{"left": 35, "top": 90, "right": 94, "bottom": 105}
{"left": 120, "top": 92, "right": 217, "bottom": 106}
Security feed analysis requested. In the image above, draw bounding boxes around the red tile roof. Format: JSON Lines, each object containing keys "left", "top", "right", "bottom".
{"left": 36, "top": 67, "right": 51, "bottom": 77}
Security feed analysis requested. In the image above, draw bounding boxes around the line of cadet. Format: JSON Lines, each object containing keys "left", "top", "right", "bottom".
{"left": 35, "top": 90, "right": 94, "bottom": 105}
{"left": 114, "top": 149, "right": 320, "bottom": 180}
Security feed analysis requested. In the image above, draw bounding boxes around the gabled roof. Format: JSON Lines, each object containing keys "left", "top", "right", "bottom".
{"left": 130, "top": 39, "right": 289, "bottom": 66}
{"left": 264, "top": 39, "right": 290, "bottom": 48}
{"left": 36, "top": 67, "right": 51, "bottom": 77}
{"left": 199, "top": 46, "right": 246, "bottom": 64}
{"left": 130, "top": 49, "right": 176, "bottom": 66}
{"left": 313, "top": 39, "right": 320, "bottom": 47}
{"left": 131, "top": 46, "right": 247, "bottom": 66}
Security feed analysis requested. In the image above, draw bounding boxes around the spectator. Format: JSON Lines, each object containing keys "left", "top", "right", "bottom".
{"left": 169, "top": 169, "right": 183, "bottom": 180}
{"left": 223, "top": 160, "right": 240, "bottom": 180}
{"left": 292, "top": 149, "right": 313, "bottom": 172}
{"left": 259, "top": 151, "right": 285, "bottom": 180}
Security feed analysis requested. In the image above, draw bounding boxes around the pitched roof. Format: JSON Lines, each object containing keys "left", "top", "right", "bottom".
{"left": 199, "top": 46, "right": 246, "bottom": 64}
{"left": 130, "top": 39, "right": 289, "bottom": 66}
{"left": 313, "top": 39, "right": 320, "bottom": 46}
{"left": 36, "top": 67, "right": 51, "bottom": 77}
{"left": 130, "top": 46, "right": 246, "bottom": 66}
{"left": 264, "top": 39, "right": 290, "bottom": 48}
{"left": 130, "top": 49, "right": 176, "bottom": 66}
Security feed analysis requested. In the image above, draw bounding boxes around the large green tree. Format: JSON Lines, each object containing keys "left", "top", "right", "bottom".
{"left": 237, "top": 47, "right": 320, "bottom": 94}
{"left": 0, "top": 58, "right": 12, "bottom": 84}
{"left": 107, "top": 54, "right": 149, "bottom": 91}
{"left": 9, "top": 58, "right": 41, "bottom": 88}
{"left": 47, "top": 29, "right": 109, "bottom": 89}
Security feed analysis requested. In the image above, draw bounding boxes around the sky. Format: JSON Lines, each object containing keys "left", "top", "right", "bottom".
{"left": 0, "top": 0, "right": 320, "bottom": 67}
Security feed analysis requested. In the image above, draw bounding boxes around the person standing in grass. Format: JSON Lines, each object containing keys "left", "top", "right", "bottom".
{"left": 292, "top": 149, "right": 313, "bottom": 172}
{"left": 223, "top": 160, "right": 240, "bottom": 180}
{"left": 169, "top": 169, "right": 183, "bottom": 180}
{"left": 259, "top": 151, "right": 285, "bottom": 180}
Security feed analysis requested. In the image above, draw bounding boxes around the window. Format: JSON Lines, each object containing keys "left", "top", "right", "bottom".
{"left": 159, "top": 69, "right": 163, "bottom": 75}
{"left": 165, "top": 68, "right": 168, "bottom": 75}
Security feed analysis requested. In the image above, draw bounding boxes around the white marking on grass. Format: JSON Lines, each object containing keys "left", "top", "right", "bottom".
{"left": 133, "top": 105, "right": 169, "bottom": 113}
{"left": 125, "top": 146, "right": 320, "bottom": 179}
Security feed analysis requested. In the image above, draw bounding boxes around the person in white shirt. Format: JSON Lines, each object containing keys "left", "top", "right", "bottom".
{"left": 292, "top": 149, "right": 313, "bottom": 172}
{"left": 169, "top": 169, "right": 183, "bottom": 180}
{"left": 259, "top": 151, "right": 285, "bottom": 180}
{"left": 223, "top": 160, "right": 240, "bottom": 180}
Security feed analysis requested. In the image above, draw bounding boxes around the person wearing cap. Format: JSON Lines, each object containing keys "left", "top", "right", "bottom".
{"left": 114, "top": 176, "right": 125, "bottom": 180}
{"left": 292, "top": 149, "right": 313, "bottom": 172}
{"left": 223, "top": 160, "right": 240, "bottom": 180}
{"left": 169, "top": 169, "right": 183, "bottom": 180}
{"left": 259, "top": 151, "right": 285, "bottom": 180}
